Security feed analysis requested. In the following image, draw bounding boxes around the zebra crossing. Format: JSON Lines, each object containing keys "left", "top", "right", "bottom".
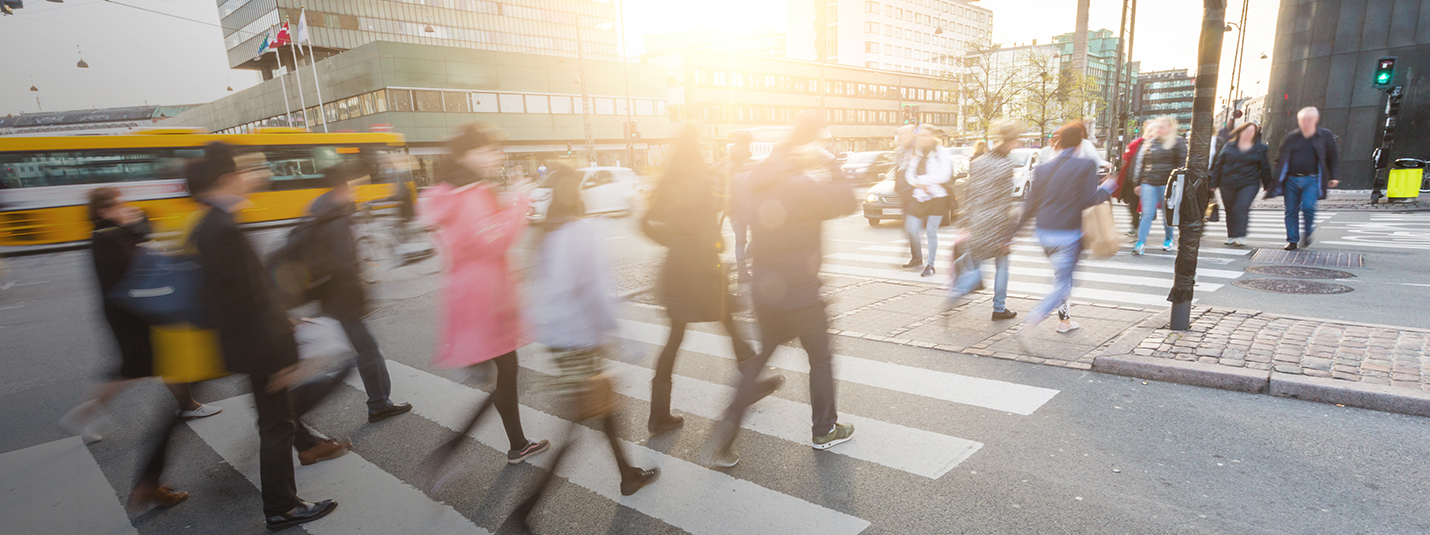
{"left": 1, "top": 318, "right": 1063, "bottom": 535}
{"left": 820, "top": 210, "right": 1336, "bottom": 308}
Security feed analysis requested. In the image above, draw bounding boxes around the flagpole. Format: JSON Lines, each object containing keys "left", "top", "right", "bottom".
{"left": 300, "top": 8, "right": 328, "bottom": 132}
{"left": 290, "top": 38, "right": 308, "bottom": 130}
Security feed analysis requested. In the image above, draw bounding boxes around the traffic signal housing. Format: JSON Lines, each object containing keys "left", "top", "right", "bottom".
{"left": 1373, "top": 56, "right": 1397, "bottom": 90}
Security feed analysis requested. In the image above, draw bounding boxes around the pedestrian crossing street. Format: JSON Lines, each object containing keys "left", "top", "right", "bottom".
{"left": 820, "top": 210, "right": 1337, "bottom": 308}
{"left": 1, "top": 317, "right": 1064, "bottom": 535}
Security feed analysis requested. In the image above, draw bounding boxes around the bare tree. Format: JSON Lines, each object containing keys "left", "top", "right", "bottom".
{"left": 1016, "top": 49, "right": 1066, "bottom": 146}
{"left": 942, "top": 42, "right": 1026, "bottom": 140}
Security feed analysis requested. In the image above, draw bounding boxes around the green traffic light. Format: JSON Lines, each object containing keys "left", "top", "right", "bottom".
{"left": 1378, "top": 73, "right": 1391, "bottom": 82}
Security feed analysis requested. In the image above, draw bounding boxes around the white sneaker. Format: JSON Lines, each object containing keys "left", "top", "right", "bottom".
{"left": 1224, "top": 238, "right": 1236, "bottom": 245}
{"left": 1057, "top": 321, "right": 1081, "bottom": 333}
{"left": 1234, "top": 237, "right": 1247, "bottom": 246}
{"left": 59, "top": 401, "right": 105, "bottom": 443}
{"left": 178, "top": 403, "right": 223, "bottom": 420}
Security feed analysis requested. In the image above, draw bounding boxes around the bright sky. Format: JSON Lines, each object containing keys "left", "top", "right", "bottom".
{"left": 1, "top": 0, "right": 1278, "bottom": 117}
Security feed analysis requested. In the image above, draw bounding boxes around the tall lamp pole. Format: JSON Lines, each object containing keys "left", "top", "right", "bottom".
{"left": 1169, "top": 0, "right": 1226, "bottom": 330}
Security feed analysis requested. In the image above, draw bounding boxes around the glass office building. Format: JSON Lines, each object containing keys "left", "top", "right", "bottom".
{"left": 219, "top": 0, "right": 620, "bottom": 77}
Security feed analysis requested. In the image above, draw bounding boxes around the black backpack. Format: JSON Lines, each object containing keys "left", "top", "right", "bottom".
{"left": 266, "top": 217, "right": 334, "bottom": 310}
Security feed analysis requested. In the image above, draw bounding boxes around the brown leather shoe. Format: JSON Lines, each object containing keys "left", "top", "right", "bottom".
{"left": 129, "top": 483, "right": 190, "bottom": 509}
{"left": 298, "top": 438, "right": 349, "bottom": 466}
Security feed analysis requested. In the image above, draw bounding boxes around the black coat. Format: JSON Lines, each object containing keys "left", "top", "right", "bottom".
{"left": 1210, "top": 141, "right": 1273, "bottom": 191}
{"left": 747, "top": 150, "right": 857, "bottom": 311}
{"left": 644, "top": 167, "right": 728, "bottom": 323}
{"left": 1270, "top": 127, "right": 1339, "bottom": 200}
{"left": 306, "top": 192, "right": 367, "bottom": 322}
{"left": 91, "top": 217, "right": 154, "bottom": 379}
{"left": 192, "top": 199, "right": 298, "bottom": 377}
{"left": 1138, "top": 137, "right": 1188, "bottom": 187}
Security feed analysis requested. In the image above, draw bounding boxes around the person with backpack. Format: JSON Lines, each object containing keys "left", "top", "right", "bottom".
{"left": 703, "top": 115, "right": 857, "bottom": 468}
{"left": 186, "top": 143, "right": 338, "bottom": 531}
{"left": 505, "top": 164, "right": 660, "bottom": 531}
{"left": 642, "top": 125, "right": 761, "bottom": 435}
{"left": 418, "top": 124, "right": 549, "bottom": 488}
{"left": 300, "top": 162, "right": 412, "bottom": 423}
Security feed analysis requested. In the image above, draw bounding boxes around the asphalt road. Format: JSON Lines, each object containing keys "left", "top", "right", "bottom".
{"left": 1, "top": 208, "right": 1427, "bottom": 534}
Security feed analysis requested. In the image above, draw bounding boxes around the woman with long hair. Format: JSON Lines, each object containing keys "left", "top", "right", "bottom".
{"left": 418, "top": 124, "right": 548, "bottom": 488}
{"left": 506, "top": 163, "right": 659, "bottom": 531}
{"left": 1210, "top": 122, "right": 1273, "bottom": 246}
{"left": 1132, "top": 116, "right": 1188, "bottom": 255}
{"left": 642, "top": 125, "right": 758, "bottom": 434}
{"left": 1012, "top": 121, "right": 1117, "bottom": 335}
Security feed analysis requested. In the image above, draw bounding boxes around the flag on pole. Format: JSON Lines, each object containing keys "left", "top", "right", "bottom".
{"left": 275, "top": 21, "right": 292, "bottom": 48}
{"left": 256, "top": 27, "right": 276, "bottom": 58}
{"left": 296, "top": 9, "right": 310, "bottom": 44}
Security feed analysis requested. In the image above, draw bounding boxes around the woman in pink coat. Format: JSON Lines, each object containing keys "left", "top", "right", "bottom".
{"left": 418, "top": 124, "right": 548, "bottom": 489}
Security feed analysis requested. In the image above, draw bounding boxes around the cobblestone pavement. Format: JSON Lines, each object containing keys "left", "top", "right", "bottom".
{"left": 1134, "top": 307, "right": 1430, "bottom": 393}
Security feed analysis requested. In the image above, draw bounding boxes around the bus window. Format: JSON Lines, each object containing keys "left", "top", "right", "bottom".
{"left": 0, "top": 148, "right": 197, "bottom": 188}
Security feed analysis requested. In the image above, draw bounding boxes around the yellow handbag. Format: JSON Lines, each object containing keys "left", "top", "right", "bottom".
{"left": 151, "top": 208, "right": 228, "bottom": 384}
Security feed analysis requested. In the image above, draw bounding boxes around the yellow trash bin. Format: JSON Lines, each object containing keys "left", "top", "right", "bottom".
{"left": 1387, "top": 169, "right": 1422, "bottom": 199}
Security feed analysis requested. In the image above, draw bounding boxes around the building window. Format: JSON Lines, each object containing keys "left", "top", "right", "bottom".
{"left": 884, "top": 44, "right": 893, "bottom": 55}
{"left": 549, "top": 96, "right": 574, "bottom": 114}
{"left": 472, "top": 93, "right": 498, "bottom": 113}
{"left": 525, "top": 95, "right": 550, "bottom": 114}
{"left": 865, "top": 1, "right": 879, "bottom": 14}
{"left": 866, "top": 61, "right": 879, "bottom": 68}
{"left": 594, "top": 97, "right": 616, "bottom": 115}
{"left": 387, "top": 89, "right": 413, "bottom": 112}
{"left": 414, "top": 90, "right": 442, "bottom": 112}
{"left": 498, "top": 93, "right": 524, "bottom": 113}
{"left": 884, "top": 24, "right": 893, "bottom": 36}
{"left": 884, "top": 5, "right": 893, "bottom": 17}
{"left": 866, "top": 21, "right": 879, "bottom": 34}
{"left": 865, "top": 41, "right": 878, "bottom": 53}
{"left": 636, "top": 99, "right": 654, "bottom": 116}
{"left": 443, "top": 91, "right": 470, "bottom": 113}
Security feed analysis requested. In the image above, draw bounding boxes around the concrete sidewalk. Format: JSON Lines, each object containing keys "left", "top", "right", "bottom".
{"left": 632, "top": 270, "right": 1430, "bottom": 419}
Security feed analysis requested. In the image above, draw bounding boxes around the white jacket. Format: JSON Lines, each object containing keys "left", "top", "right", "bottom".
{"left": 903, "top": 145, "right": 953, "bottom": 203}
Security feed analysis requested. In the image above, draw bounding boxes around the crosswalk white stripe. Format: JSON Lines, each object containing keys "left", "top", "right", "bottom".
{"left": 825, "top": 253, "right": 1222, "bottom": 291}
{"left": 820, "top": 264, "right": 1177, "bottom": 307}
{"left": 364, "top": 362, "right": 873, "bottom": 535}
{"left": 892, "top": 237, "right": 1251, "bottom": 256}
{"left": 523, "top": 355, "right": 982, "bottom": 479}
{"left": 614, "top": 319, "right": 1060, "bottom": 416}
{"left": 1319, "top": 240, "right": 1430, "bottom": 250}
{"left": 0, "top": 436, "right": 139, "bottom": 535}
{"left": 848, "top": 246, "right": 1245, "bottom": 279}
{"left": 187, "top": 396, "right": 491, "bottom": 535}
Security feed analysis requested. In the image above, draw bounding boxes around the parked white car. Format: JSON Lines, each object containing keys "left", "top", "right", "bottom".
{"left": 528, "top": 166, "right": 638, "bottom": 222}
{"left": 1008, "top": 148, "right": 1041, "bottom": 199}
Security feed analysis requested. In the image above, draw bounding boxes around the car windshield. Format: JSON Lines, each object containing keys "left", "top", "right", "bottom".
{"left": 845, "top": 152, "right": 883, "bottom": 165}
{"left": 1009, "top": 151, "right": 1034, "bottom": 167}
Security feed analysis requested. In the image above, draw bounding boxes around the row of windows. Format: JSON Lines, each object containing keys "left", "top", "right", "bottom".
{"left": 214, "top": 88, "right": 667, "bottom": 134}
{"left": 865, "top": 22, "right": 962, "bottom": 51}
{"left": 865, "top": 1, "right": 991, "bottom": 28}
{"left": 672, "top": 104, "right": 954, "bottom": 127}
{"left": 1145, "top": 90, "right": 1194, "bottom": 101}
{"left": 867, "top": 41, "right": 954, "bottom": 63}
{"left": 688, "top": 69, "right": 947, "bottom": 102}
{"left": 1142, "top": 101, "right": 1193, "bottom": 111}
{"left": 863, "top": 62, "right": 944, "bottom": 76}
{"left": 1147, "top": 79, "right": 1194, "bottom": 90}
{"left": 0, "top": 145, "right": 406, "bottom": 190}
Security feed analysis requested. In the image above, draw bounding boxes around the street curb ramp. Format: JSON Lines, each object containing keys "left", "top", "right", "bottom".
{"left": 1269, "top": 373, "right": 1430, "bottom": 418}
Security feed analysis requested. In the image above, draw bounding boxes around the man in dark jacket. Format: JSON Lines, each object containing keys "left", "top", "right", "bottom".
{"left": 186, "top": 143, "right": 338, "bottom": 531}
{"left": 305, "top": 163, "right": 412, "bottom": 423}
{"left": 1269, "top": 106, "right": 1340, "bottom": 250}
{"left": 703, "top": 117, "right": 857, "bottom": 468}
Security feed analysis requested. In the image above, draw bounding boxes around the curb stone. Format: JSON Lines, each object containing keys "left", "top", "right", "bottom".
{"left": 1269, "top": 372, "right": 1430, "bottom": 418}
{"left": 1092, "top": 353, "right": 1270, "bottom": 393}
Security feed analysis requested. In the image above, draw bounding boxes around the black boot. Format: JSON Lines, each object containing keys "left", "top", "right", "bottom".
{"left": 648, "top": 381, "right": 684, "bottom": 434}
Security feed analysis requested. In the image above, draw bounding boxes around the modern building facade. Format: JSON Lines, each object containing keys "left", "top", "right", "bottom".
{"left": 786, "top": 0, "right": 992, "bottom": 74}
{"left": 1266, "top": 0, "right": 1430, "bottom": 189}
{"left": 170, "top": 41, "right": 670, "bottom": 180}
{"left": 220, "top": 0, "right": 620, "bottom": 78}
{"left": 1133, "top": 69, "right": 1195, "bottom": 134}
{"left": 1052, "top": 29, "right": 1138, "bottom": 141}
{"left": 649, "top": 48, "right": 956, "bottom": 154}
{"left": 0, "top": 105, "right": 196, "bottom": 137}
{"left": 644, "top": 26, "right": 788, "bottom": 58}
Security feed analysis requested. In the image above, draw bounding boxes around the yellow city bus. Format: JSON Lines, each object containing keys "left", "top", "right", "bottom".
{"left": 0, "top": 128, "right": 411, "bottom": 246}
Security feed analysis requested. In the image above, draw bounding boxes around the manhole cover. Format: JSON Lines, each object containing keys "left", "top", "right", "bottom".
{"left": 1244, "top": 265, "right": 1356, "bottom": 279}
{"left": 1232, "top": 279, "right": 1354, "bottom": 294}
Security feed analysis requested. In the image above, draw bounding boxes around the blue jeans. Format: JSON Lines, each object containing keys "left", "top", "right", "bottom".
{"left": 905, "top": 214, "right": 942, "bottom": 267}
{"left": 1136, "top": 184, "right": 1174, "bottom": 247}
{"left": 1283, "top": 174, "right": 1319, "bottom": 243}
{"left": 1030, "top": 229, "right": 1081, "bottom": 323}
{"left": 341, "top": 319, "right": 394, "bottom": 412}
{"left": 948, "top": 254, "right": 1010, "bottom": 312}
